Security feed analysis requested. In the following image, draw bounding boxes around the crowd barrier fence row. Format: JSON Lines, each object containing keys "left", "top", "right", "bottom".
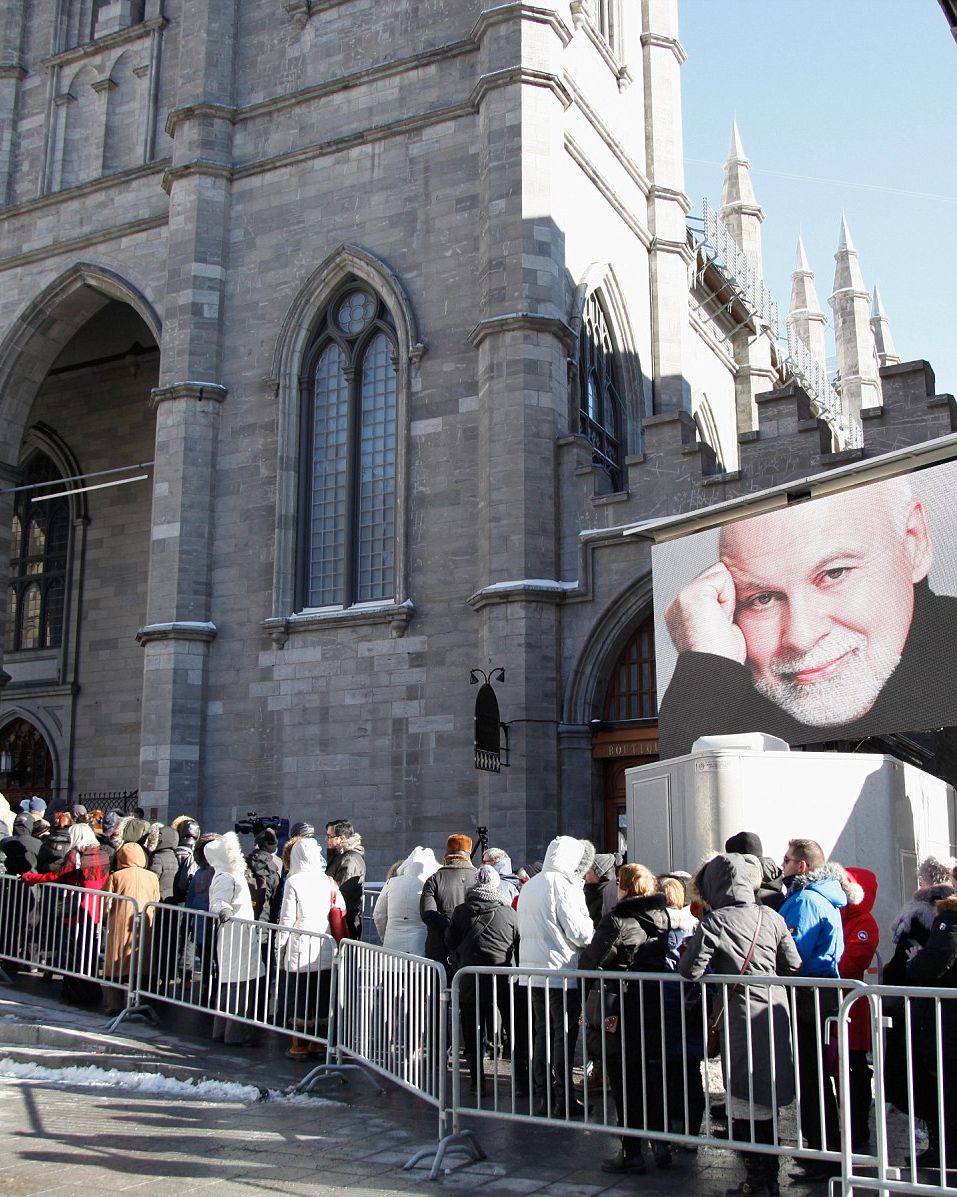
{"left": 0, "top": 874, "right": 954, "bottom": 1193}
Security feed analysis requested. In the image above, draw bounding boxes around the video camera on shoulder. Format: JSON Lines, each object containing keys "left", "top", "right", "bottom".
{"left": 233, "top": 812, "right": 289, "bottom": 843}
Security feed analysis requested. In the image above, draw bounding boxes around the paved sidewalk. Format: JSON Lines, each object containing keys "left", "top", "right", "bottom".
{"left": 0, "top": 976, "right": 766, "bottom": 1197}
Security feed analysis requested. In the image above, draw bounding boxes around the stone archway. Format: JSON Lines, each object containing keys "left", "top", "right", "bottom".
{"left": 0, "top": 263, "right": 160, "bottom": 804}
{"left": 0, "top": 716, "right": 55, "bottom": 807}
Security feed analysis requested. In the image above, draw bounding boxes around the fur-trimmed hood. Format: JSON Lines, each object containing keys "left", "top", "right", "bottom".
{"left": 332, "top": 832, "right": 364, "bottom": 856}
{"left": 937, "top": 895, "right": 957, "bottom": 916}
{"left": 667, "top": 902, "right": 697, "bottom": 932}
{"left": 787, "top": 860, "right": 859, "bottom": 906}
{"left": 892, "top": 884, "right": 956, "bottom": 942}
{"left": 204, "top": 830, "right": 248, "bottom": 876}
{"left": 542, "top": 835, "right": 595, "bottom": 880}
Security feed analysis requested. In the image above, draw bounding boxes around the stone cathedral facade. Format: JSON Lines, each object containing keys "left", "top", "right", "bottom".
{"left": 0, "top": 0, "right": 951, "bottom": 871}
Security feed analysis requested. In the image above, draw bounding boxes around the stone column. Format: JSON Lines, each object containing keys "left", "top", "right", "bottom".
{"left": 642, "top": 0, "right": 693, "bottom": 413}
{"left": 137, "top": 0, "right": 236, "bottom": 818}
{"left": 467, "top": 5, "right": 573, "bottom": 859}
{"left": 0, "top": 1, "right": 27, "bottom": 205}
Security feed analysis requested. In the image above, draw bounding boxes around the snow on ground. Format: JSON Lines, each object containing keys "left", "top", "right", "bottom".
{"left": 0, "top": 1057, "right": 331, "bottom": 1105}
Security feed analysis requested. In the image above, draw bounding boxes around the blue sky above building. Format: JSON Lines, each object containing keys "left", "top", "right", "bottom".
{"left": 681, "top": 0, "right": 957, "bottom": 396}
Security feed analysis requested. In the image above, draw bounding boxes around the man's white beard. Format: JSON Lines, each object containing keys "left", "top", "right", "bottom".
{"left": 752, "top": 632, "right": 901, "bottom": 727}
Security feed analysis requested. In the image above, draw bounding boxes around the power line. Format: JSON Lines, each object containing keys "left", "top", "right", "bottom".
{"left": 686, "top": 159, "right": 956, "bottom": 204}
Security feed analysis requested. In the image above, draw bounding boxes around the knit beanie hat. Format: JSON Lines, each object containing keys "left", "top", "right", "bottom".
{"left": 122, "top": 816, "right": 151, "bottom": 844}
{"left": 725, "top": 831, "right": 764, "bottom": 858}
{"left": 256, "top": 827, "right": 279, "bottom": 851}
{"left": 471, "top": 864, "right": 506, "bottom": 904}
{"left": 592, "top": 853, "right": 616, "bottom": 880}
{"left": 446, "top": 834, "right": 472, "bottom": 857}
{"left": 104, "top": 811, "right": 121, "bottom": 833}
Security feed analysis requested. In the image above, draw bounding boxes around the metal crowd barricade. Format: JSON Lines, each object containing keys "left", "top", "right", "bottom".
{"left": 361, "top": 883, "right": 383, "bottom": 945}
{"left": 445, "top": 965, "right": 863, "bottom": 1183}
{"left": 0, "top": 872, "right": 141, "bottom": 999}
{"left": 309, "top": 939, "right": 483, "bottom": 1177}
{"left": 110, "top": 902, "right": 338, "bottom": 1066}
{"left": 838, "top": 983, "right": 957, "bottom": 1197}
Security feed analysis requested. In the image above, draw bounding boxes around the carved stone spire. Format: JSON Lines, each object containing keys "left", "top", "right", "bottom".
{"left": 829, "top": 217, "right": 882, "bottom": 419}
{"left": 870, "top": 285, "right": 901, "bottom": 367}
{"left": 718, "top": 120, "right": 765, "bottom": 272}
{"left": 786, "top": 236, "right": 828, "bottom": 369}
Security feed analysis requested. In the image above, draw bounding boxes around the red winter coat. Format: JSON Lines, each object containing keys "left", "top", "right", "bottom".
{"left": 839, "top": 866, "right": 879, "bottom": 1051}
{"left": 22, "top": 844, "right": 112, "bottom": 921}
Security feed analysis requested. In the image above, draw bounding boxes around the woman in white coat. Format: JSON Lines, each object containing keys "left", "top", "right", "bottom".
{"left": 373, "top": 846, "right": 440, "bottom": 955}
{"left": 205, "top": 831, "right": 264, "bottom": 1046}
{"left": 276, "top": 836, "right": 345, "bottom": 1057}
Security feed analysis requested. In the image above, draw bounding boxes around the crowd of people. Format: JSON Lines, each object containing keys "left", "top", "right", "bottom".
{"left": 1, "top": 792, "right": 955, "bottom": 1192}
{"left": 370, "top": 828, "right": 955, "bottom": 1191}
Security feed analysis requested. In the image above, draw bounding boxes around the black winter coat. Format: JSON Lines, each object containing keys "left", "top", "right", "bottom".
{"left": 327, "top": 841, "right": 366, "bottom": 938}
{"left": 149, "top": 828, "right": 180, "bottom": 901}
{"left": 579, "top": 892, "right": 671, "bottom": 974}
{"left": 420, "top": 860, "right": 478, "bottom": 961}
{"left": 36, "top": 828, "right": 71, "bottom": 874}
{"left": 579, "top": 892, "right": 672, "bottom": 1064}
{"left": 247, "top": 847, "right": 282, "bottom": 922}
{"left": 1, "top": 827, "right": 42, "bottom": 875}
{"left": 907, "top": 894, "right": 957, "bottom": 1064}
{"left": 445, "top": 893, "right": 519, "bottom": 968}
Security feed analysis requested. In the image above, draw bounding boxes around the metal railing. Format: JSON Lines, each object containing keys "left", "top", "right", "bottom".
{"left": 698, "top": 198, "right": 781, "bottom": 336}
{"left": 783, "top": 326, "right": 863, "bottom": 450}
{"left": 838, "top": 984, "right": 956, "bottom": 1196}
{"left": 0, "top": 873, "right": 141, "bottom": 998}
{"left": 114, "top": 902, "right": 338, "bottom": 1057}
{"left": 445, "top": 966, "right": 868, "bottom": 1184}
{"left": 2, "top": 878, "right": 953, "bottom": 1193}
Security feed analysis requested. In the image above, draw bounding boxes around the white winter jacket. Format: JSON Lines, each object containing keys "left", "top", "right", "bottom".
{"left": 516, "top": 836, "right": 594, "bottom": 986}
{"left": 276, "top": 838, "right": 344, "bottom": 972}
{"left": 374, "top": 846, "right": 440, "bottom": 955}
{"left": 206, "top": 832, "right": 265, "bottom": 985}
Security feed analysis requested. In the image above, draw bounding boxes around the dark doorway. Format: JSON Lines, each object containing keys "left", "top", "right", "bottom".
{"left": 0, "top": 717, "right": 55, "bottom": 807}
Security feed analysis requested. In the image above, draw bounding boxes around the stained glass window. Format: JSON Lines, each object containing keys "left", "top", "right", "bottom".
{"left": 579, "top": 293, "right": 624, "bottom": 491}
{"left": 300, "top": 287, "right": 397, "bottom": 609}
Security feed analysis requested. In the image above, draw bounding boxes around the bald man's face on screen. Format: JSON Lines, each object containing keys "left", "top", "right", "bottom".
{"left": 664, "top": 480, "right": 933, "bottom": 726}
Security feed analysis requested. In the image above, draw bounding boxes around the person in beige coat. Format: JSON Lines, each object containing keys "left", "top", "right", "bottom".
{"left": 103, "top": 842, "right": 160, "bottom": 1013}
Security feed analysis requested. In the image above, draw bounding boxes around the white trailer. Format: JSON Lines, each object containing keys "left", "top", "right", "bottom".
{"left": 625, "top": 733, "right": 957, "bottom": 939}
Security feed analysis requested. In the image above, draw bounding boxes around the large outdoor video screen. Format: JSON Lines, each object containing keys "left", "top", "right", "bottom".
{"left": 653, "top": 459, "right": 957, "bottom": 758}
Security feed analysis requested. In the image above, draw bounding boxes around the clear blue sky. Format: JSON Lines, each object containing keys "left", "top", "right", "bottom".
{"left": 679, "top": 0, "right": 957, "bottom": 397}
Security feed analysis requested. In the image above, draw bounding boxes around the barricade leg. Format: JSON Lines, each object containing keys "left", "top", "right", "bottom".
{"left": 294, "top": 951, "right": 381, "bottom": 1093}
{"left": 105, "top": 910, "right": 158, "bottom": 1031}
{"left": 404, "top": 986, "right": 485, "bottom": 1180}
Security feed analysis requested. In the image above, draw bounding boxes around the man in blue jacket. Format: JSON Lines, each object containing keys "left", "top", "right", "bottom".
{"left": 778, "top": 838, "right": 848, "bottom": 1182}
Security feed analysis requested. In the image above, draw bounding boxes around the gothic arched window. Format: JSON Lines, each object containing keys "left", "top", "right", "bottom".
{"left": 579, "top": 293, "right": 625, "bottom": 491}
{"left": 594, "top": 0, "right": 620, "bottom": 53}
{"left": 603, "top": 616, "right": 657, "bottom": 721}
{"left": 298, "top": 285, "right": 398, "bottom": 610}
{"left": 6, "top": 454, "right": 70, "bottom": 653}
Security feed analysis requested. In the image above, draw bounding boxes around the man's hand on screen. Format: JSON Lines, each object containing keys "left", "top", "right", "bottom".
{"left": 664, "top": 561, "right": 747, "bottom": 664}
